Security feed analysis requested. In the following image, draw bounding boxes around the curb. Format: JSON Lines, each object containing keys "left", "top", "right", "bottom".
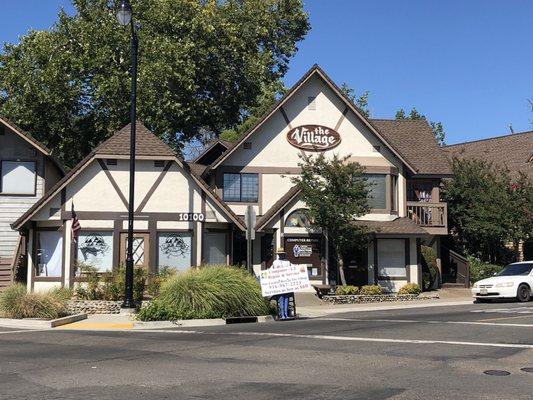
{"left": 0, "top": 313, "right": 88, "bottom": 330}
{"left": 133, "top": 315, "right": 275, "bottom": 330}
{"left": 50, "top": 313, "right": 87, "bottom": 328}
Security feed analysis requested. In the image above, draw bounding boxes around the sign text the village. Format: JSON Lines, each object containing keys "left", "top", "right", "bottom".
{"left": 286, "top": 125, "right": 341, "bottom": 151}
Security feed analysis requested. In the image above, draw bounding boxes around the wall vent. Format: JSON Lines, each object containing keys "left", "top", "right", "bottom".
{"left": 307, "top": 96, "right": 316, "bottom": 110}
{"left": 106, "top": 159, "right": 117, "bottom": 166}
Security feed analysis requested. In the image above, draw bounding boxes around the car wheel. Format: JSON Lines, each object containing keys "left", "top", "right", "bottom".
{"left": 516, "top": 284, "right": 531, "bottom": 302}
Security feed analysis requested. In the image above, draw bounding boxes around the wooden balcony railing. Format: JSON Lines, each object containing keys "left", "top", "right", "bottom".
{"left": 407, "top": 201, "right": 447, "bottom": 228}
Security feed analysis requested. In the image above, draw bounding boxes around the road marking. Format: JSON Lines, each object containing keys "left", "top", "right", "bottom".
{"left": 317, "top": 317, "right": 533, "bottom": 328}
{"left": 471, "top": 307, "right": 533, "bottom": 314}
{"left": 108, "top": 329, "right": 533, "bottom": 350}
{"left": 60, "top": 322, "right": 134, "bottom": 330}
{"left": 478, "top": 315, "right": 533, "bottom": 322}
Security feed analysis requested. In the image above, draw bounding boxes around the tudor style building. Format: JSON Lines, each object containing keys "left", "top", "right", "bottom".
{"left": 13, "top": 65, "right": 452, "bottom": 293}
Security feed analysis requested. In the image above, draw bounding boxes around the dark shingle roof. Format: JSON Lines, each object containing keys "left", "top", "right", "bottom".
{"left": 370, "top": 119, "right": 452, "bottom": 176}
{"left": 353, "top": 217, "right": 428, "bottom": 236}
{"left": 255, "top": 185, "right": 301, "bottom": 230}
{"left": 444, "top": 131, "right": 533, "bottom": 179}
{"left": 96, "top": 122, "right": 176, "bottom": 158}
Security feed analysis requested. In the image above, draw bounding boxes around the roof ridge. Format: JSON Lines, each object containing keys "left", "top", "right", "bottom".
{"left": 445, "top": 130, "right": 533, "bottom": 148}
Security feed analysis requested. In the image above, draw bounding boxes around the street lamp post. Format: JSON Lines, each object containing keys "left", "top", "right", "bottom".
{"left": 117, "top": 0, "right": 138, "bottom": 309}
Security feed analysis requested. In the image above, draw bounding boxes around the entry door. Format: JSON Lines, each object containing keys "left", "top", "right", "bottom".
{"left": 120, "top": 233, "right": 150, "bottom": 268}
{"left": 203, "top": 232, "right": 227, "bottom": 265}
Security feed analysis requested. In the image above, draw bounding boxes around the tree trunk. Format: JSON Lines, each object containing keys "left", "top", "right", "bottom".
{"left": 338, "top": 256, "right": 347, "bottom": 286}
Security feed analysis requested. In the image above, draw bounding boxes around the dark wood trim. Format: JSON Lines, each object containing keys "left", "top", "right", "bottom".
{"left": 201, "top": 191, "right": 206, "bottom": 215}
{"left": 416, "top": 238, "right": 422, "bottom": 286}
{"left": 113, "top": 220, "right": 121, "bottom": 269}
{"left": 61, "top": 211, "right": 205, "bottom": 221}
{"left": 405, "top": 238, "right": 411, "bottom": 282}
{"left": 96, "top": 159, "right": 128, "bottom": 209}
{"left": 0, "top": 158, "right": 37, "bottom": 196}
{"left": 192, "top": 222, "right": 199, "bottom": 267}
{"left": 61, "top": 221, "right": 66, "bottom": 288}
{"left": 279, "top": 209, "right": 285, "bottom": 235}
{"left": 373, "top": 238, "right": 378, "bottom": 284}
{"left": 135, "top": 160, "right": 173, "bottom": 213}
{"left": 148, "top": 219, "right": 157, "bottom": 274}
{"left": 279, "top": 106, "right": 293, "bottom": 129}
{"left": 334, "top": 106, "right": 349, "bottom": 131}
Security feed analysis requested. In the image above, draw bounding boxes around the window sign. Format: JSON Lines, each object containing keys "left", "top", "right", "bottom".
{"left": 158, "top": 233, "right": 192, "bottom": 272}
{"left": 77, "top": 232, "right": 113, "bottom": 272}
{"left": 36, "top": 230, "right": 62, "bottom": 277}
{"left": 1, "top": 161, "right": 35, "bottom": 194}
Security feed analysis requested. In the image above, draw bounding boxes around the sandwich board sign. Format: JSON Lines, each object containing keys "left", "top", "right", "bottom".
{"left": 259, "top": 264, "right": 311, "bottom": 297}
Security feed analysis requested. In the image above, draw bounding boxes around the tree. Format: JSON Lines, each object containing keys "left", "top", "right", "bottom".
{"left": 291, "top": 153, "right": 371, "bottom": 285}
{"left": 339, "top": 83, "right": 370, "bottom": 118}
{"left": 0, "top": 0, "right": 310, "bottom": 167}
{"left": 395, "top": 107, "right": 445, "bottom": 146}
{"left": 443, "top": 158, "right": 532, "bottom": 263}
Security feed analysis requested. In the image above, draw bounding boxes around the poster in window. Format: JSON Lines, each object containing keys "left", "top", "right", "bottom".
{"left": 158, "top": 233, "right": 192, "bottom": 271}
{"left": 77, "top": 232, "right": 113, "bottom": 272}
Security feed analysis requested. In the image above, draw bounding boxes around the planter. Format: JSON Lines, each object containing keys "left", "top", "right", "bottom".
{"left": 322, "top": 293, "right": 438, "bottom": 305}
{"left": 67, "top": 300, "right": 123, "bottom": 315}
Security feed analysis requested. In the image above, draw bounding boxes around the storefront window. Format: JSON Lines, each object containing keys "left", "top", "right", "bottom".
{"left": 285, "top": 209, "right": 310, "bottom": 228}
{"left": 77, "top": 231, "right": 113, "bottom": 272}
{"left": 35, "top": 230, "right": 62, "bottom": 277}
{"left": 157, "top": 232, "right": 192, "bottom": 272}
{"left": 203, "top": 231, "right": 227, "bottom": 264}
{"left": 365, "top": 174, "right": 387, "bottom": 209}
{"left": 378, "top": 239, "right": 406, "bottom": 277}
{"left": 223, "top": 173, "right": 258, "bottom": 202}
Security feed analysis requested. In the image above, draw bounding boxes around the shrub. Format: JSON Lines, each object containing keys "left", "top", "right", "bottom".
{"left": 468, "top": 257, "right": 504, "bottom": 284}
{"left": 398, "top": 283, "right": 421, "bottom": 295}
{"left": 421, "top": 246, "right": 439, "bottom": 291}
{"left": 359, "top": 285, "right": 382, "bottom": 296}
{"left": 137, "top": 266, "right": 270, "bottom": 321}
{"left": 0, "top": 283, "right": 68, "bottom": 319}
{"left": 335, "top": 285, "right": 359, "bottom": 295}
{"left": 75, "top": 266, "right": 147, "bottom": 302}
{"left": 146, "top": 267, "right": 176, "bottom": 297}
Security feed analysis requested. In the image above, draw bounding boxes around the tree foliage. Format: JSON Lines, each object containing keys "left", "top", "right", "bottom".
{"left": 395, "top": 107, "right": 445, "bottom": 146}
{"left": 443, "top": 158, "right": 533, "bottom": 263}
{"left": 0, "top": 0, "right": 309, "bottom": 167}
{"left": 291, "top": 153, "right": 371, "bottom": 285}
{"left": 339, "top": 83, "right": 370, "bottom": 118}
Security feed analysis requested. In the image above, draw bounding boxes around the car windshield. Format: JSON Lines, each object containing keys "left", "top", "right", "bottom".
{"left": 496, "top": 263, "right": 533, "bottom": 276}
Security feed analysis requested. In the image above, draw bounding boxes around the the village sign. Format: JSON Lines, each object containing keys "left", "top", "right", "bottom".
{"left": 286, "top": 125, "right": 341, "bottom": 151}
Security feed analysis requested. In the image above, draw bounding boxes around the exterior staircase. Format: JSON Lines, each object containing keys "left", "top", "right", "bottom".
{"left": 0, "top": 257, "right": 13, "bottom": 291}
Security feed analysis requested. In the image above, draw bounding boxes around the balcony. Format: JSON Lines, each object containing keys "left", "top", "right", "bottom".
{"left": 407, "top": 201, "right": 448, "bottom": 235}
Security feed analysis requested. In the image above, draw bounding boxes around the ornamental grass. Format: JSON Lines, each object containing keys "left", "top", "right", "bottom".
{"left": 137, "top": 266, "right": 270, "bottom": 321}
{"left": 0, "top": 283, "right": 68, "bottom": 319}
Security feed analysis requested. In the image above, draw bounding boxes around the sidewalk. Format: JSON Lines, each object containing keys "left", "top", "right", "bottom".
{"left": 295, "top": 287, "right": 473, "bottom": 318}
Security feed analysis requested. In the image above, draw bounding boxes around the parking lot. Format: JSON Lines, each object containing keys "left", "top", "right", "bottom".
{"left": 1, "top": 301, "right": 533, "bottom": 399}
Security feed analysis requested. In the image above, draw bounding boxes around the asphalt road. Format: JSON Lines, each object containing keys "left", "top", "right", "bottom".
{"left": 1, "top": 301, "right": 533, "bottom": 399}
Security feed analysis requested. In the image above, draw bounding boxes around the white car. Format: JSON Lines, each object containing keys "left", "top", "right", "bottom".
{"left": 472, "top": 262, "right": 533, "bottom": 302}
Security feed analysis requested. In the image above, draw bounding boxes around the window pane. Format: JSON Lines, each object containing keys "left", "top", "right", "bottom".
{"left": 366, "top": 174, "right": 387, "bottom": 209}
{"left": 36, "top": 230, "right": 62, "bottom": 277}
{"left": 203, "top": 232, "right": 226, "bottom": 264}
{"left": 285, "top": 209, "right": 310, "bottom": 228}
{"left": 241, "top": 173, "right": 258, "bottom": 202}
{"left": 392, "top": 175, "right": 398, "bottom": 211}
{"left": 77, "top": 232, "right": 113, "bottom": 272}
{"left": 378, "top": 239, "right": 405, "bottom": 277}
{"left": 158, "top": 232, "right": 192, "bottom": 272}
{"left": 1, "top": 161, "right": 35, "bottom": 194}
{"left": 223, "top": 173, "right": 241, "bottom": 201}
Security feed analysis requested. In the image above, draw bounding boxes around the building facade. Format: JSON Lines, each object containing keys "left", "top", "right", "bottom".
{"left": 13, "top": 65, "right": 452, "bottom": 293}
{"left": 0, "top": 117, "right": 64, "bottom": 289}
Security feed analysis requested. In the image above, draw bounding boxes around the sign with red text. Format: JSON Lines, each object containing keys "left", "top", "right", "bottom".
{"left": 286, "top": 125, "right": 341, "bottom": 151}
{"left": 259, "top": 264, "right": 311, "bottom": 297}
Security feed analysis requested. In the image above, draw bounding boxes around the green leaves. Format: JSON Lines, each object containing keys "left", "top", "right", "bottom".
{"left": 0, "top": 0, "right": 309, "bottom": 167}
{"left": 291, "top": 153, "right": 371, "bottom": 260}
{"left": 444, "top": 158, "right": 533, "bottom": 263}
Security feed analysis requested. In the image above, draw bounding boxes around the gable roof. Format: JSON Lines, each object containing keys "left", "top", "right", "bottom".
{"left": 352, "top": 217, "right": 428, "bottom": 236}
{"left": 444, "top": 131, "right": 533, "bottom": 179}
{"left": 255, "top": 185, "right": 300, "bottom": 231}
{"left": 0, "top": 115, "right": 65, "bottom": 174}
{"left": 210, "top": 64, "right": 420, "bottom": 174}
{"left": 192, "top": 139, "right": 231, "bottom": 165}
{"left": 12, "top": 122, "right": 245, "bottom": 231}
{"left": 95, "top": 122, "right": 177, "bottom": 158}
{"left": 370, "top": 119, "right": 452, "bottom": 176}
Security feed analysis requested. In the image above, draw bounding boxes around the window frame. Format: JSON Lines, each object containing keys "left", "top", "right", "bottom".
{"left": 222, "top": 172, "right": 259, "bottom": 203}
{"left": 0, "top": 159, "right": 37, "bottom": 196}
{"left": 33, "top": 227, "right": 63, "bottom": 281}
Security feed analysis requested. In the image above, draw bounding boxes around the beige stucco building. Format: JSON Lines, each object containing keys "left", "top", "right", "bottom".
{"left": 13, "top": 65, "right": 451, "bottom": 293}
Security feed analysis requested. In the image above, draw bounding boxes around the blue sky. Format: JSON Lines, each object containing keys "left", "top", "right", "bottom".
{"left": 1, "top": 1, "right": 532, "bottom": 144}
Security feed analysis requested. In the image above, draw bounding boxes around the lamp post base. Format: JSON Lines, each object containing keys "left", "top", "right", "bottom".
{"left": 119, "top": 307, "right": 137, "bottom": 316}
